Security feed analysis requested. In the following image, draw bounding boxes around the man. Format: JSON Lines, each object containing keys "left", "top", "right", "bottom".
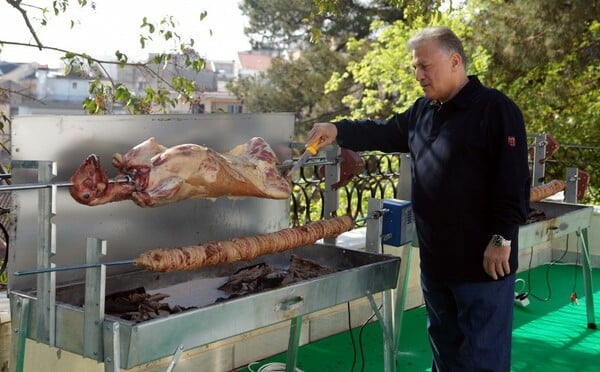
{"left": 306, "top": 26, "right": 530, "bottom": 371}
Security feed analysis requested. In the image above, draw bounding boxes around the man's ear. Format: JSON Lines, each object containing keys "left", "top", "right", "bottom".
{"left": 451, "top": 52, "right": 462, "bottom": 70}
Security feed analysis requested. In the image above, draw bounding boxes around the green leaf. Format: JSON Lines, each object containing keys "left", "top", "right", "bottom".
{"left": 192, "top": 59, "right": 205, "bottom": 72}
{"left": 114, "top": 85, "right": 131, "bottom": 102}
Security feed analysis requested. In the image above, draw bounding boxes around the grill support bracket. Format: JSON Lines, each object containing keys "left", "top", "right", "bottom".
{"left": 102, "top": 321, "right": 121, "bottom": 372}
{"left": 285, "top": 316, "right": 303, "bottom": 372}
{"left": 83, "top": 238, "right": 107, "bottom": 361}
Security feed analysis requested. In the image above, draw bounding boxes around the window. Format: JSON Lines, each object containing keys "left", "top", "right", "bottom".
{"left": 227, "top": 104, "right": 243, "bottom": 114}
{"left": 72, "top": 82, "right": 78, "bottom": 89}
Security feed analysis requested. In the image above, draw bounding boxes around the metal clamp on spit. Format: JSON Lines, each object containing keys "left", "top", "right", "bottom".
{"left": 285, "top": 137, "right": 324, "bottom": 176}
{"left": 277, "top": 156, "right": 336, "bottom": 174}
{"left": 355, "top": 208, "right": 391, "bottom": 225}
{"left": 281, "top": 137, "right": 339, "bottom": 177}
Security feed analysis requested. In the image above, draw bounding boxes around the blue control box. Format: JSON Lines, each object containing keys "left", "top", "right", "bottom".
{"left": 381, "top": 199, "right": 414, "bottom": 247}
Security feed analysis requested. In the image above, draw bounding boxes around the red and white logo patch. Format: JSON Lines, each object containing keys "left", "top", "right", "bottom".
{"left": 507, "top": 136, "right": 516, "bottom": 147}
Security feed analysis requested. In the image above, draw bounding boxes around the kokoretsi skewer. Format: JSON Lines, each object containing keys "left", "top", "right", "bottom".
{"left": 530, "top": 179, "right": 567, "bottom": 202}
{"left": 134, "top": 215, "right": 354, "bottom": 272}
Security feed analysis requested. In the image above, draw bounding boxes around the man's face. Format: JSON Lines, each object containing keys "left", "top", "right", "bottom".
{"left": 412, "top": 39, "right": 457, "bottom": 102}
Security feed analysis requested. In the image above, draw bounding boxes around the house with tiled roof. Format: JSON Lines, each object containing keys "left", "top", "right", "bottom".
{"left": 179, "top": 51, "right": 274, "bottom": 114}
{"left": 237, "top": 51, "right": 273, "bottom": 77}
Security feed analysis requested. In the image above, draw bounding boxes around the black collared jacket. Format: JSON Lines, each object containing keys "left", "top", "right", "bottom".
{"left": 335, "top": 76, "right": 530, "bottom": 282}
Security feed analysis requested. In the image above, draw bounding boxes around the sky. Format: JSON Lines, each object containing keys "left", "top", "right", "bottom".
{"left": 0, "top": 0, "right": 252, "bottom": 67}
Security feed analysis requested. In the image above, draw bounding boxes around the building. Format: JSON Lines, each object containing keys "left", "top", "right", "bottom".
{"left": 0, "top": 61, "right": 38, "bottom": 116}
{"left": 0, "top": 61, "right": 104, "bottom": 115}
{"left": 0, "top": 49, "right": 273, "bottom": 117}
{"left": 189, "top": 51, "right": 274, "bottom": 114}
{"left": 236, "top": 50, "right": 273, "bottom": 77}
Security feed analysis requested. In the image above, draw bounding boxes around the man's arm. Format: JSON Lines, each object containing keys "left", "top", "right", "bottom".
{"left": 307, "top": 110, "right": 413, "bottom": 153}
{"left": 486, "top": 93, "right": 530, "bottom": 239}
{"left": 482, "top": 92, "right": 530, "bottom": 280}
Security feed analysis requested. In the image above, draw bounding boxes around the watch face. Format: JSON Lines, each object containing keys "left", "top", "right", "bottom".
{"left": 492, "top": 235, "right": 502, "bottom": 247}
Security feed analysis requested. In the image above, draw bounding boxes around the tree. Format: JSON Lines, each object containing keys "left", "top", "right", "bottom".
{"left": 324, "top": 5, "right": 492, "bottom": 120}
{"left": 468, "top": 0, "right": 599, "bottom": 83}
{"left": 227, "top": 43, "right": 354, "bottom": 133}
{"left": 0, "top": 1, "right": 206, "bottom": 115}
{"left": 231, "top": 0, "right": 441, "bottom": 137}
{"left": 319, "top": 0, "right": 599, "bottom": 202}
{"left": 466, "top": 0, "right": 600, "bottom": 147}
{"left": 240, "top": 0, "right": 406, "bottom": 51}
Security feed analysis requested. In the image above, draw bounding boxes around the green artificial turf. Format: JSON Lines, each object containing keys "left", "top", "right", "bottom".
{"left": 238, "top": 264, "right": 600, "bottom": 372}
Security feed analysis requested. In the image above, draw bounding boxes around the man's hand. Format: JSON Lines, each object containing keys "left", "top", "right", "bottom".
{"left": 306, "top": 122, "right": 337, "bottom": 151}
{"left": 483, "top": 242, "right": 511, "bottom": 280}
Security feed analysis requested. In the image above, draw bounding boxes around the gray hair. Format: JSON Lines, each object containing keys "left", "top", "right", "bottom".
{"left": 407, "top": 26, "right": 468, "bottom": 70}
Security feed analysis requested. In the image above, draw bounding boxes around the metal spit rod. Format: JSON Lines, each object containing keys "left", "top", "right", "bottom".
{"left": 14, "top": 210, "right": 387, "bottom": 277}
{"left": 0, "top": 156, "right": 332, "bottom": 192}
{"left": 276, "top": 157, "right": 336, "bottom": 173}
{"left": 0, "top": 176, "right": 133, "bottom": 192}
{"left": 354, "top": 208, "right": 390, "bottom": 224}
{"left": 14, "top": 204, "right": 384, "bottom": 277}
{"left": 13, "top": 259, "right": 135, "bottom": 276}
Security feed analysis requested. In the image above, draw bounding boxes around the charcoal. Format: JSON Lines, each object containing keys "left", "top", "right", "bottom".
{"left": 105, "top": 287, "right": 196, "bottom": 323}
{"left": 216, "top": 255, "right": 336, "bottom": 302}
{"left": 104, "top": 256, "right": 336, "bottom": 322}
{"left": 526, "top": 209, "right": 547, "bottom": 224}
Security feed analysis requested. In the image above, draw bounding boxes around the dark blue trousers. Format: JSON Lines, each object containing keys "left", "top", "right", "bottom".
{"left": 421, "top": 273, "right": 515, "bottom": 372}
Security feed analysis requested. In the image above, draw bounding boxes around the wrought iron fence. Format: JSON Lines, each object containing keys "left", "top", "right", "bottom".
{"left": 290, "top": 152, "right": 404, "bottom": 227}
{"left": 290, "top": 145, "right": 600, "bottom": 226}
{"left": 543, "top": 145, "right": 600, "bottom": 204}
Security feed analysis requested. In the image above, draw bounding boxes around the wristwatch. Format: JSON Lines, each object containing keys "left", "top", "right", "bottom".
{"left": 491, "top": 234, "right": 511, "bottom": 247}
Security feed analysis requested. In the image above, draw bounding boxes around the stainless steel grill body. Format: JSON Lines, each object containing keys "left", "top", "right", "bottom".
{"left": 520, "top": 201, "right": 593, "bottom": 247}
{"left": 11, "top": 244, "right": 400, "bottom": 368}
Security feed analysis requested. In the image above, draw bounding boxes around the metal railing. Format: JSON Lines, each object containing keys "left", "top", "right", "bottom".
{"left": 290, "top": 145, "right": 600, "bottom": 226}
{"left": 290, "top": 152, "right": 404, "bottom": 227}
{"left": 543, "top": 145, "right": 600, "bottom": 204}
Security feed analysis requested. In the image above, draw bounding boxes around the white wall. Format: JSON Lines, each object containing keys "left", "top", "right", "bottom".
{"left": 44, "top": 78, "right": 90, "bottom": 102}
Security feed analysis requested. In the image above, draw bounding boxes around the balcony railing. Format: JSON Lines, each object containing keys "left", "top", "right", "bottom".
{"left": 290, "top": 145, "right": 600, "bottom": 226}
{"left": 290, "top": 152, "right": 404, "bottom": 227}
{"left": 544, "top": 145, "right": 600, "bottom": 204}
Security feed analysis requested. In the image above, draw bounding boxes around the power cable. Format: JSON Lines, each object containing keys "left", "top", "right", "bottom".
{"left": 247, "top": 362, "right": 303, "bottom": 372}
{"left": 524, "top": 235, "right": 573, "bottom": 302}
{"left": 570, "top": 233, "right": 581, "bottom": 304}
{"left": 346, "top": 302, "right": 358, "bottom": 372}
{"left": 358, "top": 305, "right": 380, "bottom": 372}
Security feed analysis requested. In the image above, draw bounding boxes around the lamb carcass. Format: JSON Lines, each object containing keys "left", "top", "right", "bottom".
{"left": 69, "top": 137, "right": 292, "bottom": 207}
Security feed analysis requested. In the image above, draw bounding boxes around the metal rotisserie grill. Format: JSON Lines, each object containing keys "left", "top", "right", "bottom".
{"left": 521, "top": 201, "right": 593, "bottom": 248}
{"left": 7, "top": 114, "right": 403, "bottom": 371}
{"left": 14, "top": 244, "right": 399, "bottom": 369}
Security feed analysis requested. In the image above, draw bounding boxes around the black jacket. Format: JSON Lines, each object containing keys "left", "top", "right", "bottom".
{"left": 335, "top": 76, "right": 530, "bottom": 282}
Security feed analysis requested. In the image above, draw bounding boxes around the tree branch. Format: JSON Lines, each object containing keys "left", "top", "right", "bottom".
{"left": 0, "top": 86, "right": 46, "bottom": 104}
{"left": 6, "top": 0, "right": 44, "bottom": 50}
{"left": 0, "top": 40, "right": 190, "bottom": 102}
{"left": 0, "top": 40, "right": 147, "bottom": 66}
